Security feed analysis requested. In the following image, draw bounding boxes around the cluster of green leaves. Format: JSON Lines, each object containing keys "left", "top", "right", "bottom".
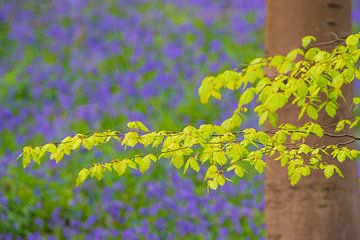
{"left": 20, "top": 33, "right": 360, "bottom": 189}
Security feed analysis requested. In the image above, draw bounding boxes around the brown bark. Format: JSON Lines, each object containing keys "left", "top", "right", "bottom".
{"left": 265, "top": 1, "right": 359, "bottom": 240}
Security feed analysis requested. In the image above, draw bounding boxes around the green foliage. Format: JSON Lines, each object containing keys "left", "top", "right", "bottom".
{"left": 21, "top": 33, "right": 360, "bottom": 188}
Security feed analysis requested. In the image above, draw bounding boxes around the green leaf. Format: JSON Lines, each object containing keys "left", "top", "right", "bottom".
{"left": 71, "top": 138, "right": 82, "bottom": 150}
{"left": 121, "top": 132, "right": 138, "bottom": 147}
{"left": 127, "top": 121, "right": 149, "bottom": 132}
{"left": 189, "top": 157, "right": 200, "bottom": 172}
{"left": 297, "top": 81, "right": 308, "bottom": 97}
{"left": 299, "top": 166, "right": 311, "bottom": 176}
{"left": 289, "top": 171, "right": 301, "bottom": 186}
{"left": 269, "top": 112, "right": 279, "bottom": 127}
{"left": 145, "top": 154, "right": 157, "bottom": 162}
{"left": 22, "top": 146, "right": 32, "bottom": 168}
{"left": 254, "top": 159, "right": 266, "bottom": 174}
{"left": 353, "top": 97, "right": 360, "bottom": 105}
{"left": 125, "top": 159, "right": 137, "bottom": 170}
{"left": 269, "top": 55, "right": 284, "bottom": 68}
{"left": 332, "top": 74, "right": 344, "bottom": 89}
{"left": 82, "top": 138, "right": 94, "bottom": 150}
{"left": 198, "top": 76, "right": 214, "bottom": 104}
{"left": 257, "top": 131, "right": 270, "bottom": 145}
{"left": 235, "top": 165, "right": 245, "bottom": 178}
{"left": 337, "top": 151, "right": 347, "bottom": 163}
{"left": 171, "top": 154, "right": 184, "bottom": 169}
{"left": 306, "top": 105, "right": 318, "bottom": 120}
{"left": 211, "top": 90, "right": 222, "bottom": 100}
{"left": 112, "top": 161, "right": 127, "bottom": 176}
{"left": 135, "top": 156, "right": 151, "bottom": 173}
{"left": 325, "top": 102, "right": 337, "bottom": 117}
{"left": 30, "top": 146, "right": 44, "bottom": 164}
{"left": 286, "top": 49, "right": 301, "bottom": 62}
{"left": 50, "top": 149, "right": 64, "bottom": 163}
{"left": 214, "top": 151, "right": 227, "bottom": 165}
{"left": 314, "top": 51, "right": 327, "bottom": 62}
{"left": 315, "top": 75, "right": 328, "bottom": 88}
{"left": 324, "top": 165, "right": 335, "bottom": 179}
{"left": 90, "top": 165, "right": 104, "bottom": 180}
{"left": 239, "top": 88, "right": 255, "bottom": 106}
{"left": 312, "top": 124, "right": 324, "bottom": 137}
{"left": 217, "top": 175, "right": 226, "bottom": 186}
{"left": 305, "top": 47, "right": 319, "bottom": 60}
{"left": 266, "top": 93, "right": 287, "bottom": 112}
{"left": 280, "top": 155, "right": 289, "bottom": 167}
{"left": 279, "top": 60, "right": 292, "bottom": 73}
{"left": 302, "top": 35, "right": 316, "bottom": 48}
{"left": 346, "top": 34, "right": 359, "bottom": 46}
{"left": 335, "top": 121, "right": 345, "bottom": 132}
{"left": 205, "top": 165, "right": 218, "bottom": 179}
{"left": 350, "top": 150, "right": 359, "bottom": 159}
{"left": 76, "top": 168, "right": 89, "bottom": 186}
{"left": 208, "top": 180, "right": 218, "bottom": 190}
{"left": 43, "top": 143, "right": 57, "bottom": 153}
{"left": 334, "top": 166, "right": 344, "bottom": 178}
{"left": 258, "top": 111, "right": 268, "bottom": 126}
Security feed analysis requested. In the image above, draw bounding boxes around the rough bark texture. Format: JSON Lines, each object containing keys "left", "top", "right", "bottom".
{"left": 265, "top": 1, "right": 359, "bottom": 240}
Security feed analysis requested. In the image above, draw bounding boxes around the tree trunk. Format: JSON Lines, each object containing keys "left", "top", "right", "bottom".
{"left": 264, "top": 1, "right": 360, "bottom": 240}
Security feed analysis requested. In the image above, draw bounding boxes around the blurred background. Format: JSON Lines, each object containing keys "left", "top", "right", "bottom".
{"left": 0, "top": 1, "right": 359, "bottom": 239}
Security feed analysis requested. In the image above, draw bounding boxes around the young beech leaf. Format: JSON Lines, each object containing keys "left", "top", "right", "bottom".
{"left": 211, "top": 90, "right": 222, "bottom": 100}
{"left": 336, "top": 151, "right": 347, "bottom": 163}
{"left": 335, "top": 120, "right": 345, "bottom": 132}
{"left": 239, "top": 88, "right": 255, "bottom": 106}
{"left": 325, "top": 102, "right": 337, "bottom": 117}
{"left": 279, "top": 60, "right": 293, "bottom": 73}
{"left": 89, "top": 165, "right": 104, "bottom": 180}
{"left": 305, "top": 47, "right": 319, "bottom": 60}
{"left": 208, "top": 180, "right": 218, "bottom": 190}
{"left": 312, "top": 124, "right": 324, "bottom": 137}
{"left": 324, "top": 165, "right": 335, "bottom": 179}
{"left": 297, "top": 81, "right": 308, "bottom": 98}
{"left": 266, "top": 93, "right": 287, "bottom": 112}
{"left": 171, "top": 154, "right": 184, "bottom": 169}
{"left": 30, "top": 146, "right": 44, "bottom": 164}
{"left": 112, "top": 160, "right": 126, "bottom": 176}
{"left": 334, "top": 166, "right": 344, "bottom": 178}
{"left": 257, "top": 131, "right": 270, "bottom": 145}
{"left": 258, "top": 111, "right": 268, "bottom": 126}
{"left": 135, "top": 156, "right": 151, "bottom": 173}
{"left": 189, "top": 157, "right": 200, "bottom": 172}
{"left": 289, "top": 171, "right": 301, "bottom": 186}
{"left": 302, "top": 35, "right": 316, "bottom": 48}
{"left": 76, "top": 168, "right": 89, "bottom": 186}
{"left": 127, "top": 121, "right": 149, "bottom": 132}
{"left": 346, "top": 34, "right": 359, "bottom": 46}
{"left": 213, "top": 151, "right": 227, "bottom": 165}
{"left": 332, "top": 74, "right": 344, "bottom": 89}
{"left": 22, "top": 146, "right": 32, "bottom": 168}
{"left": 254, "top": 159, "right": 266, "bottom": 174}
{"left": 217, "top": 175, "right": 226, "bottom": 186}
{"left": 350, "top": 150, "right": 359, "bottom": 159}
{"left": 306, "top": 105, "right": 318, "bottom": 120}
{"left": 353, "top": 97, "right": 360, "bottom": 105}
{"left": 71, "top": 138, "right": 82, "bottom": 150}
{"left": 235, "top": 165, "right": 245, "bottom": 178}
{"left": 198, "top": 76, "right": 214, "bottom": 104}
{"left": 121, "top": 132, "right": 138, "bottom": 147}
{"left": 43, "top": 143, "right": 57, "bottom": 153}
{"left": 205, "top": 165, "right": 218, "bottom": 180}
{"left": 286, "top": 49, "right": 299, "bottom": 62}
{"left": 50, "top": 149, "right": 64, "bottom": 163}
